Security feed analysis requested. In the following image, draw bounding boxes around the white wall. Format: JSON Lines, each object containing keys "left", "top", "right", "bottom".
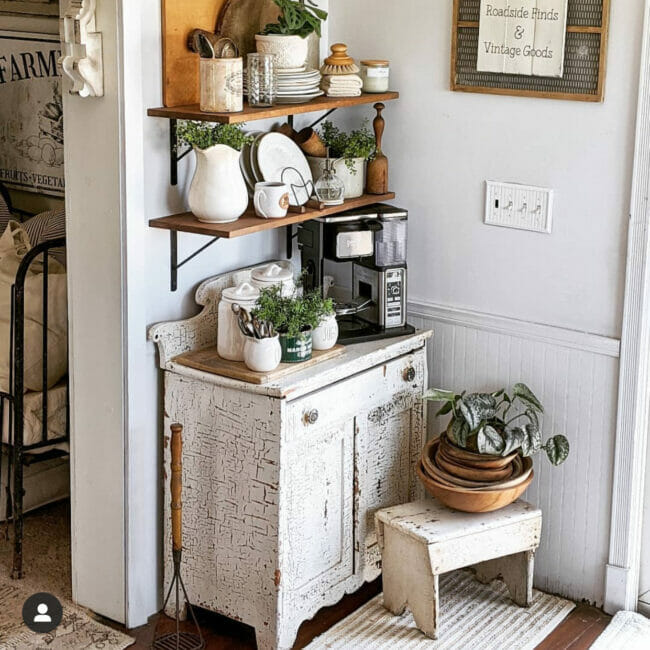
{"left": 329, "top": 1, "right": 644, "bottom": 606}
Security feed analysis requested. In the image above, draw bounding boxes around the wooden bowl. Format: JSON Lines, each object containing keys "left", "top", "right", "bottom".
{"left": 440, "top": 434, "right": 517, "bottom": 469}
{"left": 474, "top": 456, "right": 533, "bottom": 491}
{"left": 416, "top": 461, "right": 534, "bottom": 513}
{"left": 435, "top": 449, "right": 514, "bottom": 482}
{"left": 423, "top": 442, "right": 495, "bottom": 488}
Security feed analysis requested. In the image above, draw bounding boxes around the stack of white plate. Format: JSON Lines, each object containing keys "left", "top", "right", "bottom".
{"left": 276, "top": 67, "right": 323, "bottom": 104}
{"left": 240, "top": 131, "right": 314, "bottom": 207}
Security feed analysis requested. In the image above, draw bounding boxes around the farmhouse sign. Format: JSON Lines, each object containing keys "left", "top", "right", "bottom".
{"left": 477, "top": 1, "right": 569, "bottom": 77}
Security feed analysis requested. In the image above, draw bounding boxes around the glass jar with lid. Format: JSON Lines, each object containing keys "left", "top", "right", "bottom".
{"left": 360, "top": 60, "right": 390, "bottom": 93}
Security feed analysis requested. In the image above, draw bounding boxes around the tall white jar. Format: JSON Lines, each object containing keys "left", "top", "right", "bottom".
{"left": 218, "top": 282, "right": 260, "bottom": 361}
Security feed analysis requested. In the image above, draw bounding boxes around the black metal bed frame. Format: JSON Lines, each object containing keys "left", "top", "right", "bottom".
{"left": 0, "top": 237, "right": 69, "bottom": 578}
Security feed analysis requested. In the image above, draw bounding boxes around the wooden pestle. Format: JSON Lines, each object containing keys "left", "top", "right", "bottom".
{"left": 366, "top": 103, "right": 389, "bottom": 195}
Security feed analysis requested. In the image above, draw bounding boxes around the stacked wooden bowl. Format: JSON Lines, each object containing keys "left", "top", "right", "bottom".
{"left": 417, "top": 435, "right": 534, "bottom": 513}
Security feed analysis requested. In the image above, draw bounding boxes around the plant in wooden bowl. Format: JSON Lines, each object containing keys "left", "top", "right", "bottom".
{"left": 177, "top": 121, "right": 253, "bottom": 224}
{"left": 256, "top": 0, "right": 328, "bottom": 69}
{"left": 419, "top": 383, "right": 570, "bottom": 512}
{"left": 253, "top": 286, "right": 328, "bottom": 363}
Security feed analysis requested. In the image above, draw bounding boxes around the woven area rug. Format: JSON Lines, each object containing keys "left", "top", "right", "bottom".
{"left": 591, "top": 611, "right": 650, "bottom": 649}
{"left": 306, "top": 570, "right": 575, "bottom": 650}
{"left": 0, "top": 501, "right": 134, "bottom": 649}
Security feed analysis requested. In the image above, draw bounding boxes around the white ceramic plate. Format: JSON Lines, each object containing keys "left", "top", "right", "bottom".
{"left": 249, "top": 131, "right": 267, "bottom": 183}
{"left": 240, "top": 131, "right": 262, "bottom": 193}
{"left": 256, "top": 133, "right": 313, "bottom": 206}
{"left": 276, "top": 91, "right": 325, "bottom": 105}
{"left": 277, "top": 87, "right": 322, "bottom": 96}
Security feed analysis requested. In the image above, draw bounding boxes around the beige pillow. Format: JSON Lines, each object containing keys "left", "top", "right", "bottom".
{"left": 0, "top": 221, "right": 68, "bottom": 393}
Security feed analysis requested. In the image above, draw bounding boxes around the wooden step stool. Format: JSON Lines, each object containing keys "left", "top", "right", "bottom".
{"left": 375, "top": 499, "right": 542, "bottom": 640}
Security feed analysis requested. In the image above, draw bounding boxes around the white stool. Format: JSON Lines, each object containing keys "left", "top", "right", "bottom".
{"left": 375, "top": 498, "right": 542, "bottom": 640}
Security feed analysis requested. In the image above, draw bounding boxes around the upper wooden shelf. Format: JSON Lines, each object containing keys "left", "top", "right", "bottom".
{"left": 150, "top": 193, "right": 396, "bottom": 239}
{"left": 147, "top": 92, "right": 399, "bottom": 124}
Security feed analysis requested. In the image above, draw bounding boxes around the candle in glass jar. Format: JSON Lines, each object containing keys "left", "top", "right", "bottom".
{"left": 361, "top": 60, "right": 390, "bottom": 93}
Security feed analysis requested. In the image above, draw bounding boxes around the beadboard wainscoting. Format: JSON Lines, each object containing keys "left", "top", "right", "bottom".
{"left": 408, "top": 301, "right": 621, "bottom": 606}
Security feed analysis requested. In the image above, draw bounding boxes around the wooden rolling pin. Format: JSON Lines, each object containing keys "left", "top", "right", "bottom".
{"left": 366, "top": 103, "right": 389, "bottom": 195}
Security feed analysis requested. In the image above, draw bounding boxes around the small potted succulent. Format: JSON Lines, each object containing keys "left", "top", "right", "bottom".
{"left": 309, "top": 120, "right": 376, "bottom": 199}
{"left": 253, "top": 286, "right": 325, "bottom": 363}
{"left": 177, "top": 121, "right": 253, "bottom": 224}
{"left": 256, "top": 0, "right": 328, "bottom": 70}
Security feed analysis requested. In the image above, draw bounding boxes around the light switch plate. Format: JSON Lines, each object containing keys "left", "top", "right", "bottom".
{"left": 485, "top": 181, "right": 553, "bottom": 234}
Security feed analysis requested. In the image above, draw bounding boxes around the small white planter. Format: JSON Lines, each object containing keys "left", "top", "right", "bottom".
{"left": 308, "top": 156, "right": 367, "bottom": 199}
{"left": 188, "top": 144, "right": 249, "bottom": 224}
{"left": 244, "top": 336, "right": 282, "bottom": 373}
{"left": 313, "top": 314, "right": 339, "bottom": 351}
{"left": 255, "top": 34, "right": 309, "bottom": 70}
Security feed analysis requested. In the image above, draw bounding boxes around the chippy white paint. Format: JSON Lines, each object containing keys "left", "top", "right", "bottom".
{"left": 408, "top": 300, "right": 620, "bottom": 607}
{"left": 377, "top": 499, "right": 541, "bottom": 639}
{"left": 477, "top": 0, "right": 569, "bottom": 77}
{"left": 60, "top": 0, "right": 104, "bottom": 97}
{"left": 149, "top": 264, "right": 430, "bottom": 650}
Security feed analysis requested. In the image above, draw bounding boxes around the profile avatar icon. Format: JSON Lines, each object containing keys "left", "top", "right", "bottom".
{"left": 22, "top": 592, "right": 62, "bottom": 633}
{"left": 33, "top": 603, "right": 52, "bottom": 623}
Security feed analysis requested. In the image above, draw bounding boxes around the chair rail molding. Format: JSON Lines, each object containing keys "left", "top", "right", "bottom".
{"left": 60, "top": 0, "right": 104, "bottom": 97}
{"left": 604, "top": 0, "right": 650, "bottom": 615}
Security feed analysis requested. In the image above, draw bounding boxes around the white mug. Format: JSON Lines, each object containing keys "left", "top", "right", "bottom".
{"left": 254, "top": 182, "right": 290, "bottom": 219}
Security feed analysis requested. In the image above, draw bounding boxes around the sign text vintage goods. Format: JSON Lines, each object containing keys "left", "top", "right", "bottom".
{"left": 477, "top": 1, "right": 569, "bottom": 77}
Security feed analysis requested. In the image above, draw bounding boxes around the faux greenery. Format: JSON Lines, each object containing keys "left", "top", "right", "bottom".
{"left": 319, "top": 120, "right": 376, "bottom": 173}
{"left": 425, "top": 383, "right": 570, "bottom": 466}
{"left": 253, "top": 286, "right": 331, "bottom": 338}
{"left": 262, "top": 0, "right": 328, "bottom": 38}
{"left": 176, "top": 121, "right": 253, "bottom": 151}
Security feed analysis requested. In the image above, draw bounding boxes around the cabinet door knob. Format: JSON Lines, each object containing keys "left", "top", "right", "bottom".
{"left": 403, "top": 366, "right": 416, "bottom": 383}
{"left": 304, "top": 409, "right": 319, "bottom": 425}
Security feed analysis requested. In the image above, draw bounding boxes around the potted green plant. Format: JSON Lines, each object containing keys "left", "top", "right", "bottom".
{"left": 253, "top": 286, "right": 324, "bottom": 363}
{"left": 256, "top": 0, "right": 328, "bottom": 70}
{"left": 309, "top": 120, "right": 376, "bottom": 198}
{"left": 177, "top": 121, "right": 253, "bottom": 224}
{"left": 307, "top": 292, "right": 338, "bottom": 350}
{"left": 425, "top": 383, "right": 570, "bottom": 466}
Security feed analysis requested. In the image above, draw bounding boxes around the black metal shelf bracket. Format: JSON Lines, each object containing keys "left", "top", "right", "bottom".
{"left": 170, "top": 231, "right": 221, "bottom": 291}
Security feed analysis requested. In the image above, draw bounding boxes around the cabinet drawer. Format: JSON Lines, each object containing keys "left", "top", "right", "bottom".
{"left": 285, "top": 349, "right": 426, "bottom": 442}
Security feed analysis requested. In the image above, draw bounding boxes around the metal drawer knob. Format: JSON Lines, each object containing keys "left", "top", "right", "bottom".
{"left": 304, "top": 409, "right": 319, "bottom": 425}
{"left": 403, "top": 367, "right": 416, "bottom": 382}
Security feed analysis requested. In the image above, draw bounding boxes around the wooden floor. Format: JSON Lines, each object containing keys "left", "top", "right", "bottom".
{"left": 107, "top": 578, "right": 611, "bottom": 649}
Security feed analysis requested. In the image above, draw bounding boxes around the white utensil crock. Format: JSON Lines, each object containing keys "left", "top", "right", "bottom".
{"left": 312, "top": 314, "right": 339, "bottom": 351}
{"left": 308, "top": 156, "right": 366, "bottom": 199}
{"left": 244, "top": 336, "right": 282, "bottom": 373}
{"left": 218, "top": 281, "right": 260, "bottom": 361}
{"left": 189, "top": 144, "right": 249, "bottom": 223}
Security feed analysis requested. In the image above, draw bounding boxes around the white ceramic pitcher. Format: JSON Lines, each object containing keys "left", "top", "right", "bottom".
{"left": 188, "top": 144, "right": 249, "bottom": 224}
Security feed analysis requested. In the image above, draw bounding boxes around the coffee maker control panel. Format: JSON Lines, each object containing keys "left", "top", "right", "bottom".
{"left": 385, "top": 268, "right": 406, "bottom": 328}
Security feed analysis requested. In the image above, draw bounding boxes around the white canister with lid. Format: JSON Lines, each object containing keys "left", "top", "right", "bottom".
{"left": 218, "top": 281, "right": 260, "bottom": 361}
{"left": 251, "top": 263, "right": 295, "bottom": 297}
{"left": 360, "top": 60, "right": 390, "bottom": 93}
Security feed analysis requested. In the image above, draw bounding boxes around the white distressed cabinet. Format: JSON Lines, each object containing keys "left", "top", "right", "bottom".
{"left": 149, "top": 263, "right": 431, "bottom": 650}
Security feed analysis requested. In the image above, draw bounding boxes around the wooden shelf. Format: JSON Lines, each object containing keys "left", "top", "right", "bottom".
{"left": 147, "top": 92, "right": 399, "bottom": 124}
{"left": 150, "top": 193, "right": 396, "bottom": 239}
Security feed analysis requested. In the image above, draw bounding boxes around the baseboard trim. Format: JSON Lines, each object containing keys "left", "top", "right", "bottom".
{"left": 408, "top": 300, "right": 621, "bottom": 358}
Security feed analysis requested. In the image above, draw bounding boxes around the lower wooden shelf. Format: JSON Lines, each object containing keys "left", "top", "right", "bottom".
{"left": 149, "top": 192, "right": 396, "bottom": 239}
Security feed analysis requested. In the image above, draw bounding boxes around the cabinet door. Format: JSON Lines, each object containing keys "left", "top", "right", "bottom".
{"left": 283, "top": 418, "right": 355, "bottom": 598}
{"left": 355, "top": 356, "right": 426, "bottom": 579}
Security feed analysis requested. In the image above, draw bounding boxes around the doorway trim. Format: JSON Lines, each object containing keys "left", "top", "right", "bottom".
{"left": 604, "top": 0, "right": 650, "bottom": 614}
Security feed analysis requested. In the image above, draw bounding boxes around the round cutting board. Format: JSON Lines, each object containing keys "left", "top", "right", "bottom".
{"left": 216, "top": 0, "right": 280, "bottom": 58}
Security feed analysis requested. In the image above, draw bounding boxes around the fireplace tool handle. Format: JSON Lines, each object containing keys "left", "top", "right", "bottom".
{"left": 171, "top": 423, "right": 183, "bottom": 554}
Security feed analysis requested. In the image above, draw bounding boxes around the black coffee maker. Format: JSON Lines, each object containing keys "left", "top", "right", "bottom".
{"left": 298, "top": 204, "right": 415, "bottom": 344}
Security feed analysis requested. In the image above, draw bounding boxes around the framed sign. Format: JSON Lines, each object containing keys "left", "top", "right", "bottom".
{"left": 477, "top": 1, "right": 569, "bottom": 77}
{"left": 451, "top": 0, "right": 611, "bottom": 102}
{"left": 0, "top": 31, "right": 64, "bottom": 197}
